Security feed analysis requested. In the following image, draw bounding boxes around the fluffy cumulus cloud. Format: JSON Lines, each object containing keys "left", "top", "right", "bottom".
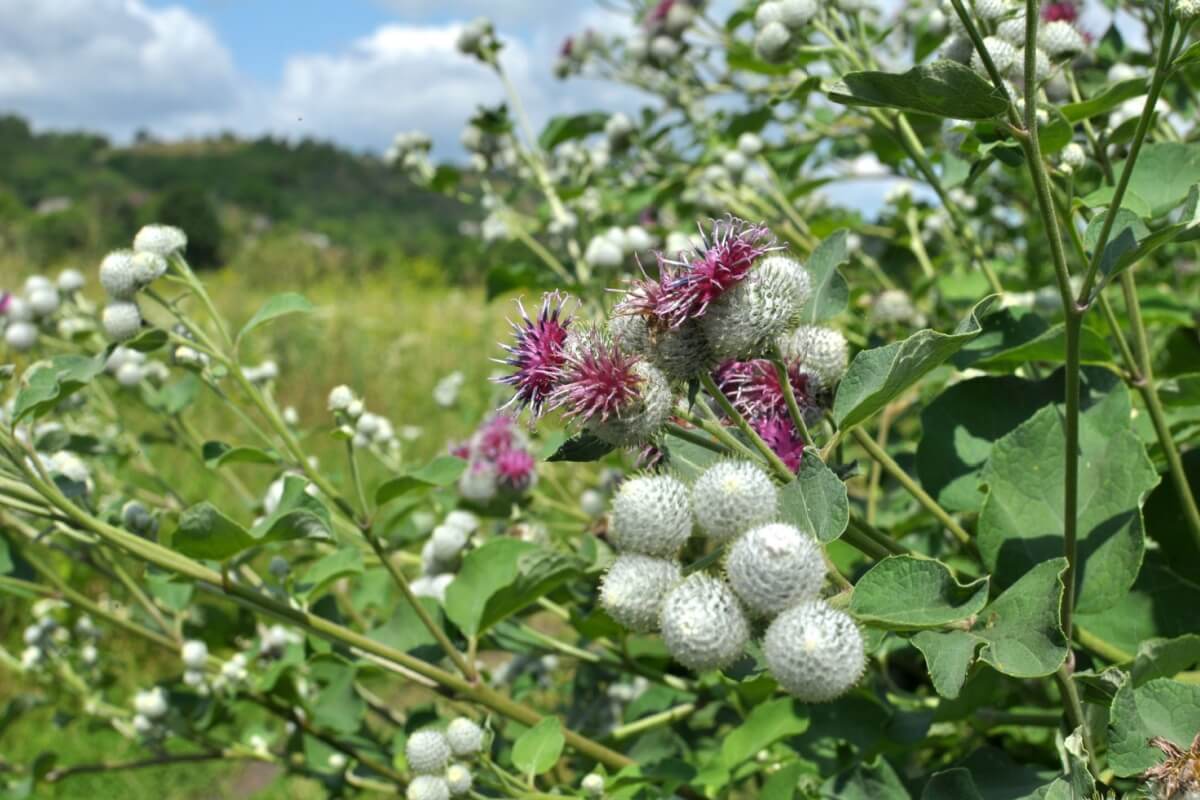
{"left": 0, "top": 0, "right": 647, "bottom": 156}
{"left": 0, "top": 0, "right": 243, "bottom": 135}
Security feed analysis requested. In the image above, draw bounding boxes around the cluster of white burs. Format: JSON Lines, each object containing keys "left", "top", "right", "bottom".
{"left": 402, "top": 718, "right": 484, "bottom": 800}
{"left": 600, "top": 460, "right": 865, "bottom": 702}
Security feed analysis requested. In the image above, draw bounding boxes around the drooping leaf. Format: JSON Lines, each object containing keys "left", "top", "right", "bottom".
{"left": 479, "top": 549, "right": 583, "bottom": 633}
{"left": 978, "top": 382, "right": 1158, "bottom": 614}
{"left": 171, "top": 503, "right": 255, "bottom": 560}
{"left": 546, "top": 433, "right": 615, "bottom": 462}
{"left": 850, "top": 556, "right": 989, "bottom": 630}
{"left": 12, "top": 355, "right": 105, "bottom": 422}
{"left": 911, "top": 630, "right": 978, "bottom": 699}
{"left": 829, "top": 61, "right": 1008, "bottom": 120}
{"left": 777, "top": 450, "right": 849, "bottom": 543}
{"left": 375, "top": 456, "right": 467, "bottom": 506}
{"left": 1075, "top": 553, "right": 1200, "bottom": 656}
{"left": 973, "top": 558, "right": 1069, "bottom": 678}
{"left": 721, "top": 698, "right": 810, "bottom": 768}
{"left": 799, "top": 230, "right": 849, "bottom": 323}
{"left": 296, "top": 548, "right": 363, "bottom": 602}
{"left": 538, "top": 112, "right": 609, "bottom": 150}
{"left": 251, "top": 476, "right": 332, "bottom": 544}
{"left": 1130, "top": 635, "right": 1200, "bottom": 686}
{"left": 953, "top": 308, "right": 1114, "bottom": 369}
{"left": 833, "top": 296, "right": 996, "bottom": 428}
{"left": 123, "top": 327, "right": 168, "bottom": 352}
{"left": 1060, "top": 77, "right": 1147, "bottom": 122}
{"left": 1108, "top": 677, "right": 1200, "bottom": 776}
{"left": 237, "top": 292, "right": 313, "bottom": 343}
{"left": 511, "top": 717, "right": 565, "bottom": 777}
{"left": 202, "top": 441, "right": 280, "bottom": 469}
{"left": 443, "top": 539, "right": 536, "bottom": 636}
{"left": 310, "top": 658, "right": 365, "bottom": 735}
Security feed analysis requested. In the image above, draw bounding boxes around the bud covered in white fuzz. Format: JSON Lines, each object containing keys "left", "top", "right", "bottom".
{"left": 5, "top": 322, "right": 38, "bottom": 352}
{"left": 995, "top": 13, "right": 1026, "bottom": 44}
{"left": 601, "top": 553, "right": 682, "bottom": 633}
{"left": 589, "top": 361, "right": 673, "bottom": 447}
{"left": 582, "top": 773, "right": 606, "bottom": 795}
{"left": 407, "top": 775, "right": 450, "bottom": 800}
{"left": 973, "top": 0, "right": 1016, "bottom": 21}
{"left": 722, "top": 149, "right": 748, "bottom": 175}
{"left": 446, "top": 717, "right": 484, "bottom": 756}
{"left": 737, "top": 132, "right": 764, "bottom": 157}
{"left": 1039, "top": 21, "right": 1086, "bottom": 58}
{"left": 725, "top": 523, "right": 825, "bottom": 616}
{"left": 581, "top": 488, "right": 606, "bottom": 517}
{"left": 1013, "top": 47, "right": 1053, "bottom": 85}
{"left": 778, "top": 325, "right": 849, "bottom": 391}
{"left": 755, "top": 21, "right": 792, "bottom": 63}
{"left": 431, "top": 524, "right": 469, "bottom": 563}
{"left": 133, "top": 224, "right": 187, "bottom": 256}
{"left": 443, "top": 510, "right": 479, "bottom": 534}
{"left": 650, "top": 35, "right": 681, "bottom": 63}
{"left": 648, "top": 320, "right": 713, "bottom": 381}
{"left": 778, "top": 0, "right": 818, "bottom": 29}
{"left": 327, "top": 385, "right": 355, "bottom": 412}
{"left": 445, "top": 763, "right": 473, "bottom": 795}
{"left": 1175, "top": 0, "right": 1200, "bottom": 20}
{"left": 605, "top": 112, "right": 635, "bottom": 143}
{"left": 133, "top": 687, "right": 168, "bottom": 719}
{"left": 181, "top": 640, "right": 208, "bottom": 670}
{"left": 100, "top": 250, "right": 139, "bottom": 299}
{"left": 755, "top": 1, "right": 784, "bottom": 27}
{"left": 610, "top": 475, "right": 692, "bottom": 556}
{"left": 660, "top": 573, "right": 751, "bottom": 671}
{"left": 691, "top": 461, "right": 778, "bottom": 542}
{"left": 585, "top": 235, "right": 625, "bottom": 270}
{"left": 701, "top": 257, "right": 810, "bottom": 360}
{"left": 1060, "top": 142, "right": 1086, "bottom": 172}
{"left": 102, "top": 301, "right": 143, "bottom": 342}
{"left": 28, "top": 287, "right": 59, "bottom": 317}
{"left": 57, "top": 268, "right": 85, "bottom": 292}
{"left": 764, "top": 601, "right": 865, "bottom": 701}
{"left": 407, "top": 730, "right": 452, "bottom": 775}
{"left": 973, "top": 36, "right": 1017, "bottom": 75}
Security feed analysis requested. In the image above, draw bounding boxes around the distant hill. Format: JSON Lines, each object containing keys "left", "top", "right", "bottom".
{"left": 0, "top": 114, "right": 475, "bottom": 281}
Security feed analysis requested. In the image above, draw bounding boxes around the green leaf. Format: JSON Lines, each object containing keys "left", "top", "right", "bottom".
{"left": 762, "top": 762, "right": 814, "bottom": 800}
{"left": 538, "top": 112, "right": 609, "bottom": 150}
{"left": 1175, "top": 38, "right": 1200, "bottom": 67}
{"left": 1060, "top": 77, "right": 1147, "bottom": 122}
{"left": 297, "top": 548, "right": 363, "bottom": 602}
{"left": 12, "top": 355, "right": 105, "bottom": 422}
{"left": 973, "top": 558, "right": 1069, "bottom": 678}
{"left": 820, "top": 756, "right": 911, "bottom": 799}
{"left": 920, "top": 769, "right": 984, "bottom": 800}
{"left": 202, "top": 441, "right": 280, "bottom": 469}
{"left": 833, "top": 296, "right": 996, "bottom": 428}
{"left": 511, "top": 717, "right": 565, "bottom": 777}
{"left": 777, "top": 450, "right": 849, "bottom": 543}
{"left": 1108, "top": 677, "right": 1200, "bottom": 776}
{"left": 1159, "top": 373, "right": 1200, "bottom": 407}
{"left": 911, "top": 630, "right": 978, "bottom": 699}
{"left": 172, "top": 503, "right": 255, "bottom": 560}
{"left": 850, "top": 556, "right": 989, "bottom": 630}
{"left": 443, "top": 539, "right": 535, "bottom": 636}
{"left": 311, "top": 659, "right": 365, "bottom": 735}
{"left": 1143, "top": 449, "right": 1200, "bottom": 562}
{"left": 375, "top": 456, "right": 467, "bottom": 505}
{"left": 978, "top": 383, "right": 1159, "bottom": 614}
{"left": 546, "top": 433, "right": 615, "bottom": 463}
{"left": 251, "top": 476, "right": 331, "bottom": 544}
{"left": 369, "top": 596, "right": 445, "bottom": 658}
{"left": 146, "top": 373, "right": 200, "bottom": 415}
{"left": 479, "top": 549, "right": 583, "bottom": 633}
{"left": 237, "top": 292, "right": 313, "bottom": 343}
{"left": 721, "top": 698, "right": 810, "bottom": 768}
{"left": 829, "top": 61, "right": 1008, "bottom": 120}
{"left": 799, "top": 230, "right": 849, "bottom": 323}
{"left": 0, "top": 536, "right": 11, "bottom": 575}
{"left": 123, "top": 327, "right": 168, "bottom": 352}
{"left": 1130, "top": 635, "right": 1200, "bottom": 687}
{"left": 1075, "top": 553, "right": 1200, "bottom": 656}
{"left": 1094, "top": 141, "right": 1200, "bottom": 217}
{"left": 663, "top": 433, "right": 722, "bottom": 483}
{"left": 954, "top": 309, "right": 1114, "bottom": 369}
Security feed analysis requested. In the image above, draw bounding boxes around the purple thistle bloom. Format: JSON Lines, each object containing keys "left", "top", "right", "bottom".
{"left": 645, "top": 0, "right": 677, "bottom": 27}
{"left": 473, "top": 413, "right": 518, "bottom": 460}
{"left": 497, "top": 292, "right": 573, "bottom": 417}
{"left": 496, "top": 448, "right": 537, "bottom": 492}
{"left": 753, "top": 415, "right": 806, "bottom": 472}
{"left": 649, "top": 217, "right": 777, "bottom": 328}
{"left": 551, "top": 333, "right": 644, "bottom": 423}
{"left": 714, "top": 359, "right": 816, "bottom": 421}
{"left": 0, "top": 292, "right": 11, "bottom": 315}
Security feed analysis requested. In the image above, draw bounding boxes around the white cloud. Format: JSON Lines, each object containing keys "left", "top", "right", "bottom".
{"left": 0, "top": 0, "right": 243, "bottom": 135}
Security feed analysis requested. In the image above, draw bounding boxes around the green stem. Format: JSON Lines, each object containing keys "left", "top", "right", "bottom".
{"left": 769, "top": 351, "right": 814, "bottom": 447}
{"left": 849, "top": 427, "right": 972, "bottom": 547}
{"left": 1055, "top": 664, "right": 1099, "bottom": 777}
{"left": 698, "top": 372, "right": 794, "bottom": 481}
{"left": 664, "top": 422, "right": 731, "bottom": 456}
{"left": 609, "top": 704, "right": 696, "bottom": 741}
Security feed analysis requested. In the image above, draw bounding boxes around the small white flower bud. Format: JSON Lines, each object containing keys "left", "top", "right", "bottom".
{"left": 973, "top": 0, "right": 1016, "bottom": 21}
{"left": 582, "top": 773, "right": 605, "bottom": 795}
{"left": 600, "top": 553, "right": 682, "bottom": 633}
{"left": 610, "top": 475, "right": 692, "bottom": 556}
{"left": 328, "top": 752, "right": 348, "bottom": 770}
{"left": 131, "top": 251, "right": 167, "bottom": 286}
{"left": 972, "top": 36, "right": 1017, "bottom": 75}
{"left": 80, "top": 644, "right": 99, "bottom": 665}
{"left": 28, "top": 287, "right": 59, "bottom": 317}
{"left": 660, "top": 573, "right": 751, "bottom": 671}
{"left": 764, "top": 601, "right": 865, "bottom": 701}
{"left": 102, "top": 301, "right": 143, "bottom": 342}
{"left": 407, "top": 776, "right": 450, "bottom": 800}
{"left": 1039, "top": 20, "right": 1086, "bottom": 57}
{"left": 133, "top": 224, "right": 187, "bottom": 256}
{"left": 5, "top": 321, "right": 38, "bottom": 352}
{"left": 778, "top": 325, "right": 849, "bottom": 391}
{"left": 1060, "top": 142, "right": 1087, "bottom": 171}
{"left": 726, "top": 523, "right": 826, "bottom": 616}
{"left": 581, "top": 488, "right": 606, "bottom": 517}
{"left": 57, "top": 268, "right": 85, "bottom": 292}
{"left": 996, "top": 13, "right": 1026, "bottom": 44}
{"left": 443, "top": 510, "right": 479, "bottom": 533}
{"left": 134, "top": 687, "right": 168, "bottom": 719}
{"left": 181, "top": 640, "right": 208, "bottom": 670}
{"left": 737, "top": 132, "right": 764, "bottom": 156}
{"left": 445, "top": 763, "right": 472, "bottom": 796}
{"left": 755, "top": 21, "right": 792, "bottom": 62}
{"left": 100, "top": 250, "right": 139, "bottom": 299}
{"left": 132, "top": 713, "right": 155, "bottom": 734}
{"left": 431, "top": 524, "right": 469, "bottom": 563}
{"left": 446, "top": 717, "right": 485, "bottom": 756}
{"left": 778, "top": 0, "right": 818, "bottom": 29}
{"left": 585, "top": 235, "right": 625, "bottom": 270}
{"left": 691, "top": 461, "right": 778, "bottom": 542}
{"left": 6, "top": 296, "right": 33, "bottom": 322}
{"left": 115, "top": 361, "right": 143, "bottom": 387}
{"left": 407, "top": 730, "right": 452, "bottom": 775}
{"left": 604, "top": 112, "right": 635, "bottom": 142}
{"left": 327, "top": 385, "right": 355, "bottom": 411}
{"left": 624, "top": 225, "right": 654, "bottom": 252}
{"left": 650, "top": 34, "right": 681, "bottom": 63}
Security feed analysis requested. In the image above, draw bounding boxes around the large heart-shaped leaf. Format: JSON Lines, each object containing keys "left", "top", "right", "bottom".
{"left": 829, "top": 61, "right": 1009, "bottom": 120}
{"left": 850, "top": 556, "right": 989, "bottom": 630}
{"left": 777, "top": 450, "right": 849, "bottom": 543}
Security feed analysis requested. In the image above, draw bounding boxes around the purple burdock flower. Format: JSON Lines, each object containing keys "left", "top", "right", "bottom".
{"left": 0, "top": 292, "right": 11, "bottom": 315}
{"left": 753, "top": 415, "right": 805, "bottom": 473}
{"left": 497, "top": 292, "right": 573, "bottom": 417}
{"left": 449, "top": 440, "right": 471, "bottom": 460}
{"left": 496, "top": 448, "right": 537, "bottom": 492}
{"left": 1042, "top": 1, "right": 1078, "bottom": 21}
{"left": 551, "top": 333, "right": 644, "bottom": 423}
{"left": 645, "top": 0, "right": 677, "bottom": 28}
{"left": 714, "top": 359, "right": 816, "bottom": 421}
{"left": 650, "top": 217, "right": 777, "bottom": 328}
{"left": 473, "top": 413, "right": 518, "bottom": 460}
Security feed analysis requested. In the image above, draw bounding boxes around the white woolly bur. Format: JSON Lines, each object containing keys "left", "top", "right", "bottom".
{"left": 1038, "top": 20, "right": 1086, "bottom": 58}
{"left": 778, "top": 0, "right": 818, "bottom": 29}
{"left": 701, "top": 257, "right": 809, "bottom": 360}
{"left": 181, "top": 640, "right": 208, "bottom": 670}
{"left": 648, "top": 320, "right": 713, "bottom": 381}
{"left": 659, "top": 573, "right": 750, "bottom": 671}
{"left": 778, "top": 325, "right": 849, "bottom": 391}
{"left": 5, "top": 322, "right": 38, "bottom": 352}
{"left": 971, "top": 36, "right": 1017, "bottom": 76}
{"left": 764, "top": 601, "right": 865, "bottom": 701}
{"left": 133, "top": 224, "right": 187, "bottom": 256}
{"left": 407, "top": 775, "right": 450, "bottom": 800}
{"left": 691, "top": 461, "right": 778, "bottom": 542}
{"left": 100, "top": 250, "right": 139, "bottom": 299}
{"left": 131, "top": 251, "right": 168, "bottom": 286}
{"left": 600, "top": 554, "right": 682, "bottom": 633}
{"left": 406, "top": 729, "right": 452, "bottom": 775}
{"left": 589, "top": 361, "right": 673, "bottom": 447}
{"left": 755, "top": 21, "right": 791, "bottom": 62}
{"left": 445, "top": 763, "right": 473, "bottom": 795}
{"left": 102, "top": 301, "right": 143, "bottom": 342}
{"left": 726, "top": 523, "right": 826, "bottom": 616}
{"left": 446, "top": 717, "right": 484, "bottom": 756}
{"left": 609, "top": 475, "right": 692, "bottom": 556}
